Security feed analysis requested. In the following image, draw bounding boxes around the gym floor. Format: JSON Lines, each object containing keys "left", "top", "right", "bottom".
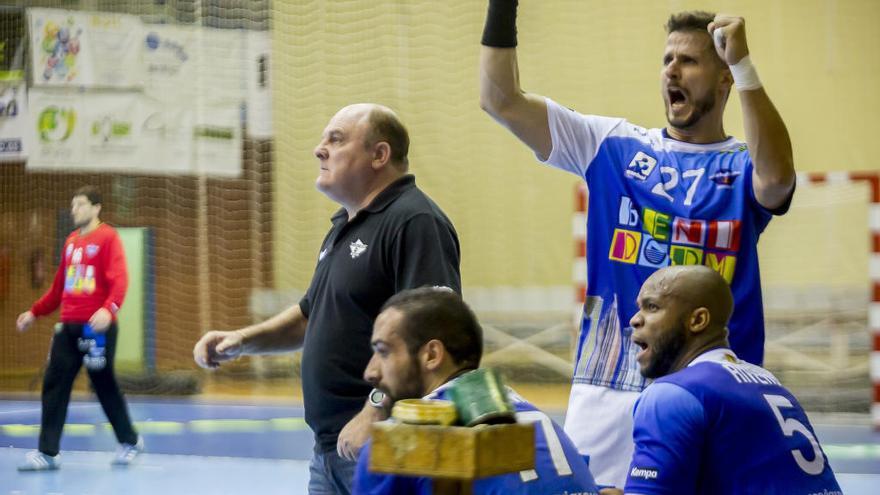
{"left": 1, "top": 386, "right": 878, "bottom": 494}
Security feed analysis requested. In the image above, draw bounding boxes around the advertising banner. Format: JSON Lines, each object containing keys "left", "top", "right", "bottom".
{"left": 30, "top": 8, "right": 143, "bottom": 88}
{"left": 29, "top": 88, "right": 140, "bottom": 171}
{"left": 193, "top": 104, "right": 242, "bottom": 177}
{"left": 143, "top": 24, "right": 246, "bottom": 105}
{"left": 25, "top": 11, "right": 246, "bottom": 176}
{"left": 28, "top": 89, "right": 239, "bottom": 176}
{"left": 0, "top": 83, "right": 27, "bottom": 161}
{"left": 0, "top": 7, "right": 26, "bottom": 82}
{"left": 246, "top": 30, "right": 272, "bottom": 139}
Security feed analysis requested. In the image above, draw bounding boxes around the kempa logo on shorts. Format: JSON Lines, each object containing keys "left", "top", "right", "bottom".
{"left": 630, "top": 466, "right": 659, "bottom": 480}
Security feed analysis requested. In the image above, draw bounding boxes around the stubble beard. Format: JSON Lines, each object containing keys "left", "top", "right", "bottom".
{"left": 640, "top": 322, "right": 688, "bottom": 379}
{"left": 666, "top": 91, "right": 716, "bottom": 130}
{"left": 386, "top": 360, "right": 426, "bottom": 404}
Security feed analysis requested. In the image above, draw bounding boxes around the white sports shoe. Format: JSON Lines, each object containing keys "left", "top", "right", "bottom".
{"left": 112, "top": 435, "right": 144, "bottom": 466}
{"left": 18, "top": 450, "right": 60, "bottom": 471}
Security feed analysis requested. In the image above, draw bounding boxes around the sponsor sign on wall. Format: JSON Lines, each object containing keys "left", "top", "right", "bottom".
{"left": 193, "top": 105, "right": 242, "bottom": 177}
{"left": 246, "top": 30, "right": 272, "bottom": 138}
{"left": 29, "top": 8, "right": 144, "bottom": 88}
{"left": 28, "top": 89, "right": 240, "bottom": 176}
{"left": 0, "top": 83, "right": 28, "bottom": 161}
{"left": 0, "top": 7, "right": 26, "bottom": 82}
{"left": 25, "top": 9, "right": 247, "bottom": 176}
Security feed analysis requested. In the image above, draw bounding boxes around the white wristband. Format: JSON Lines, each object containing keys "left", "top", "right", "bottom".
{"left": 729, "top": 55, "right": 762, "bottom": 92}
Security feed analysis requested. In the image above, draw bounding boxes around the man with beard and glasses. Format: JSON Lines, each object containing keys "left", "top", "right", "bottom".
{"left": 599, "top": 265, "right": 840, "bottom": 495}
{"left": 479, "top": 3, "right": 795, "bottom": 488}
{"left": 353, "top": 287, "right": 600, "bottom": 495}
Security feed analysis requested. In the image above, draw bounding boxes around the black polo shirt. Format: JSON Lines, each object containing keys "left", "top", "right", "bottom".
{"left": 298, "top": 174, "right": 461, "bottom": 452}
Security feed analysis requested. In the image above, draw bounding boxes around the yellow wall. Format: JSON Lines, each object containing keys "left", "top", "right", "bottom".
{"left": 272, "top": 0, "right": 880, "bottom": 291}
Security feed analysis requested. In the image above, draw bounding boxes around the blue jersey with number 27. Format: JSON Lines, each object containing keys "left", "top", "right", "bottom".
{"left": 625, "top": 349, "right": 841, "bottom": 495}
{"left": 353, "top": 384, "right": 599, "bottom": 495}
{"left": 541, "top": 98, "right": 791, "bottom": 392}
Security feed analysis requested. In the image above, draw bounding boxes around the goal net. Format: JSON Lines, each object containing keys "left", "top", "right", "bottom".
{"left": 759, "top": 174, "right": 872, "bottom": 415}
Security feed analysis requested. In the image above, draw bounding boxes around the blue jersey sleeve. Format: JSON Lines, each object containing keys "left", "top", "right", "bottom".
{"left": 625, "top": 382, "right": 706, "bottom": 495}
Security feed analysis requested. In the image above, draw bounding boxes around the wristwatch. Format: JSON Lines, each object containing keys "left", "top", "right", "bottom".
{"left": 368, "top": 388, "right": 386, "bottom": 408}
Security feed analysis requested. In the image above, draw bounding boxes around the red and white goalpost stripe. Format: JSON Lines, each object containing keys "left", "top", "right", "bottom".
{"left": 573, "top": 183, "right": 588, "bottom": 331}
{"left": 802, "top": 172, "right": 880, "bottom": 428}
{"left": 573, "top": 172, "right": 880, "bottom": 428}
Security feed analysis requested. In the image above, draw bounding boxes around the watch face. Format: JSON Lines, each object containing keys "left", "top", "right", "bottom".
{"left": 369, "top": 389, "right": 385, "bottom": 406}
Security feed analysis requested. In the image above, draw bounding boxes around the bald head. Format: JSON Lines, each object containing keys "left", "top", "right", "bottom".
{"left": 644, "top": 265, "right": 733, "bottom": 331}
{"left": 631, "top": 265, "right": 733, "bottom": 378}
{"left": 337, "top": 103, "right": 410, "bottom": 171}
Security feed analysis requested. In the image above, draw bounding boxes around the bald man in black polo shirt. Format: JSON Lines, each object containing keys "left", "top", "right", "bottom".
{"left": 193, "top": 103, "right": 461, "bottom": 495}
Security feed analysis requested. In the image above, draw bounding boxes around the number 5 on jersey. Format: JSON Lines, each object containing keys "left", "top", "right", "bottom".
{"left": 764, "top": 394, "right": 826, "bottom": 475}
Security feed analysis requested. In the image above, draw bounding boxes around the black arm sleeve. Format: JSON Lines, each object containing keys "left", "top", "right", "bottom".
{"left": 481, "top": 0, "right": 519, "bottom": 48}
{"left": 298, "top": 292, "right": 311, "bottom": 319}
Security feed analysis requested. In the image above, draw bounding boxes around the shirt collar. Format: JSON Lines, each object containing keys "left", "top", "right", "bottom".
{"left": 330, "top": 174, "right": 416, "bottom": 222}
{"left": 660, "top": 128, "right": 742, "bottom": 153}
{"left": 687, "top": 347, "right": 738, "bottom": 367}
{"left": 422, "top": 368, "right": 477, "bottom": 400}
{"left": 424, "top": 382, "right": 453, "bottom": 400}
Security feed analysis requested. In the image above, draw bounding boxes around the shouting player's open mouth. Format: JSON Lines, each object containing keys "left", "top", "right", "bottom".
{"left": 633, "top": 336, "right": 649, "bottom": 364}
{"left": 667, "top": 86, "right": 688, "bottom": 114}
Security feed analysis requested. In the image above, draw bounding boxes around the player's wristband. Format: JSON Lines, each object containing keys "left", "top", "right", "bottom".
{"left": 481, "top": 0, "right": 519, "bottom": 48}
{"left": 730, "top": 55, "right": 762, "bottom": 92}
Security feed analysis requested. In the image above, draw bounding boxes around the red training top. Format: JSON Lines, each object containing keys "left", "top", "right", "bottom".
{"left": 31, "top": 223, "right": 128, "bottom": 323}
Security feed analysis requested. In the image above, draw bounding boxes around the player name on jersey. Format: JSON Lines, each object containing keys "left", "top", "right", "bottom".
{"left": 720, "top": 361, "right": 782, "bottom": 386}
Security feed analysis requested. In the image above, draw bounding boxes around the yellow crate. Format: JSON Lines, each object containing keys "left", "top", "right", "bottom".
{"left": 369, "top": 421, "right": 534, "bottom": 480}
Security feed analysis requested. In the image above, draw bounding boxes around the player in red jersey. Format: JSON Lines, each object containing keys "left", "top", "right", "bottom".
{"left": 16, "top": 186, "right": 142, "bottom": 471}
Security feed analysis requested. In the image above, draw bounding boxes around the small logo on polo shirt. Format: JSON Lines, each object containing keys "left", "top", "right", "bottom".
{"left": 350, "top": 239, "right": 368, "bottom": 259}
{"left": 86, "top": 244, "right": 100, "bottom": 258}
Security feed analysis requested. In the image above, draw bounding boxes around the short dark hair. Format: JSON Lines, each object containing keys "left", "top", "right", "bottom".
{"left": 665, "top": 10, "right": 715, "bottom": 34}
{"left": 381, "top": 287, "right": 481, "bottom": 370}
{"left": 364, "top": 108, "right": 410, "bottom": 171}
{"left": 74, "top": 185, "right": 102, "bottom": 206}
